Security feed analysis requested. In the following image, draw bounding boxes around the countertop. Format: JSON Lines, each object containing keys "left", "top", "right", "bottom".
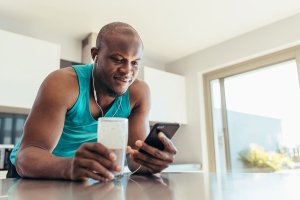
{"left": 0, "top": 164, "right": 202, "bottom": 179}
{"left": 1, "top": 172, "right": 300, "bottom": 200}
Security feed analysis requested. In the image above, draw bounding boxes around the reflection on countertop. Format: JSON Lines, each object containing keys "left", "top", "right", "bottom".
{"left": 1, "top": 172, "right": 204, "bottom": 200}
{"left": 2, "top": 172, "right": 300, "bottom": 200}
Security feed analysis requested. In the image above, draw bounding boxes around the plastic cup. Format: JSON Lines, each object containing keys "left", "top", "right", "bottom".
{"left": 97, "top": 117, "right": 128, "bottom": 178}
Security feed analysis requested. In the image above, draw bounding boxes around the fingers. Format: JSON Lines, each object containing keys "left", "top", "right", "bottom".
{"left": 133, "top": 157, "right": 168, "bottom": 174}
{"left": 135, "top": 140, "right": 174, "bottom": 162}
{"left": 82, "top": 143, "right": 116, "bottom": 161}
{"left": 133, "top": 149, "right": 172, "bottom": 165}
{"left": 71, "top": 142, "right": 120, "bottom": 181}
{"left": 158, "top": 132, "right": 177, "bottom": 154}
{"left": 129, "top": 149, "right": 170, "bottom": 174}
{"left": 80, "top": 169, "right": 109, "bottom": 182}
{"left": 74, "top": 157, "right": 115, "bottom": 180}
{"left": 130, "top": 133, "right": 178, "bottom": 174}
{"left": 126, "top": 146, "right": 134, "bottom": 154}
{"left": 75, "top": 148, "right": 121, "bottom": 172}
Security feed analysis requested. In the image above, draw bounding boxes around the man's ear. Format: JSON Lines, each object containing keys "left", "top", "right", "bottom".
{"left": 91, "top": 47, "right": 98, "bottom": 61}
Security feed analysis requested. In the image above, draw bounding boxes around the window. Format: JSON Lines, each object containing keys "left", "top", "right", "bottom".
{"left": 204, "top": 46, "right": 300, "bottom": 172}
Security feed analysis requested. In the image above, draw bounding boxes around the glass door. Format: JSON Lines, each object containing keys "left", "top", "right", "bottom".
{"left": 210, "top": 59, "right": 300, "bottom": 172}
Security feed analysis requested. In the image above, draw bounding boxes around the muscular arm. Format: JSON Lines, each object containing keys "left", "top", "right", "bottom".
{"left": 16, "top": 68, "right": 117, "bottom": 181}
{"left": 128, "top": 80, "right": 151, "bottom": 141}
{"left": 127, "top": 80, "right": 177, "bottom": 174}
{"left": 16, "top": 69, "right": 76, "bottom": 179}
{"left": 127, "top": 80, "right": 151, "bottom": 173}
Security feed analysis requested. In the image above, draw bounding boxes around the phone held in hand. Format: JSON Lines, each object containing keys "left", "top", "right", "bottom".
{"left": 139, "top": 123, "right": 180, "bottom": 155}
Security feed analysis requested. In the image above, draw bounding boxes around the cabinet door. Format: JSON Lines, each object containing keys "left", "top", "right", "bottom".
{"left": 0, "top": 29, "right": 60, "bottom": 109}
{"left": 144, "top": 67, "right": 187, "bottom": 124}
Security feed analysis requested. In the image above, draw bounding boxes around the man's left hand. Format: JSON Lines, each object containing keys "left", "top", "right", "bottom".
{"left": 129, "top": 132, "right": 177, "bottom": 174}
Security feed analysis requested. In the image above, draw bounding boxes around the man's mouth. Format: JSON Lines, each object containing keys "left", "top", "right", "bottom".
{"left": 114, "top": 76, "right": 132, "bottom": 83}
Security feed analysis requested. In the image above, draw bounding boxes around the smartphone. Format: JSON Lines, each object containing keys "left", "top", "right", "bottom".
{"left": 139, "top": 123, "right": 180, "bottom": 155}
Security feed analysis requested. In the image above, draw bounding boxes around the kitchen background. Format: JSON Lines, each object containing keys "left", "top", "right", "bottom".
{"left": 1, "top": 0, "right": 300, "bottom": 173}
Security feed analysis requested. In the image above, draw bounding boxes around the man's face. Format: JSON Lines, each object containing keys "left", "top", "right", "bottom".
{"left": 95, "top": 33, "right": 143, "bottom": 97}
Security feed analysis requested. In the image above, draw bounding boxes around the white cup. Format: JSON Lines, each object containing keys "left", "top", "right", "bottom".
{"left": 97, "top": 117, "right": 128, "bottom": 177}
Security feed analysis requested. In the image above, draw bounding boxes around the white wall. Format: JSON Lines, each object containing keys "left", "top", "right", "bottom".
{"left": 0, "top": 20, "right": 162, "bottom": 67}
{"left": 165, "top": 13, "right": 300, "bottom": 170}
{"left": 0, "top": 19, "right": 81, "bottom": 63}
{"left": 141, "top": 56, "right": 165, "bottom": 70}
{"left": 138, "top": 57, "right": 165, "bottom": 80}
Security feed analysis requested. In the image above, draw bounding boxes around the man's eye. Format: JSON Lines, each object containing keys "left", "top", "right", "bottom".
{"left": 112, "top": 58, "right": 123, "bottom": 63}
{"left": 132, "top": 61, "right": 139, "bottom": 67}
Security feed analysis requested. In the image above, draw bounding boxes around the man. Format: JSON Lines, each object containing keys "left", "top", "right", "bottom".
{"left": 7, "top": 22, "right": 177, "bottom": 181}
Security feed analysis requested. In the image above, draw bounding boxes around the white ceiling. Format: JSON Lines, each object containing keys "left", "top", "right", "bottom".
{"left": 1, "top": 0, "right": 300, "bottom": 64}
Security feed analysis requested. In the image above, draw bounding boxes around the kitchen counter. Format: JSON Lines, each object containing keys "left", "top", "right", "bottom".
{"left": 1, "top": 172, "right": 300, "bottom": 200}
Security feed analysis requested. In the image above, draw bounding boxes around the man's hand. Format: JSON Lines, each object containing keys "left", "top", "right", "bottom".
{"left": 129, "top": 132, "right": 177, "bottom": 174}
{"left": 70, "top": 142, "right": 121, "bottom": 181}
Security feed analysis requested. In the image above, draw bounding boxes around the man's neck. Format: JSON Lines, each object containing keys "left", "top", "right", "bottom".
{"left": 90, "top": 79, "right": 116, "bottom": 109}
{"left": 98, "top": 94, "right": 116, "bottom": 109}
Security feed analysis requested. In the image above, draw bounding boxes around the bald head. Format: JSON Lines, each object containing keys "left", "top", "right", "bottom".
{"left": 96, "top": 22, "right": 143, "bottom": 49}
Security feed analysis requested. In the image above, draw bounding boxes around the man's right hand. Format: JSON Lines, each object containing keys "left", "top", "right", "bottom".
{"left": 69, "top": 142, "right": 120, "bottom": 181}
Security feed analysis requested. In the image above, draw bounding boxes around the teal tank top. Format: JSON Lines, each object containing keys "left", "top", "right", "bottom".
{"left": 10, "top": 64, "right": 131, "bottom": 165}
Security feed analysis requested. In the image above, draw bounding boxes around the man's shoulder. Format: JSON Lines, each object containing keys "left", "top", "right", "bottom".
{"left": 128, "top": 79, "right": 150, "bottom": 106}
{"left": 129, "top": 79, "right": 149, "bottom": 94}
{"left": 40, "top": 67, "right": 79, "bottom": 108}
{"left": 48, "top": 67, "right": 77, "bottom": 80}
{"left": 44, "top": 67, "right": 77, "bottom": 88}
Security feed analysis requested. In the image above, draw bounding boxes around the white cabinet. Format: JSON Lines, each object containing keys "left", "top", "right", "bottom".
{"left": 143, "top": 67, "right": 187, "bottom": 124}
{"left": 0, "top": 29, "right": 60, "bottom": 109}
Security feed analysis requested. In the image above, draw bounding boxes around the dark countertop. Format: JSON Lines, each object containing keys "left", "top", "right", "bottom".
{"left": 1, "top": 172, "right": 299, "bottom": 200}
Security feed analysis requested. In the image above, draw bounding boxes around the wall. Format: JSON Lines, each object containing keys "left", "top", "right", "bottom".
{"left": 0, "top": 19, "right": 81, "bottom": 63}
{"left": 0, "top": 21, "right": 164, "bottom": 69}
{"left": 165, "top": 13, "right": 300, "bottom": 171}
{"left": 141, "top": 56, "right": 165, "bottom": 70}
{"left": 137, "top": 56, "right": 165, "bottom": 80}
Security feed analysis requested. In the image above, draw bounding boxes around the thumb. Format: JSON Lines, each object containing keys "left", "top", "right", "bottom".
{"left": 126, "top": 146, "right": 134, "bottom": 154}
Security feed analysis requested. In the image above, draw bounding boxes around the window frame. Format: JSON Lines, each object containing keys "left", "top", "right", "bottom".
{"left": 203, "top": 45, "right": 300, "bottom": 172}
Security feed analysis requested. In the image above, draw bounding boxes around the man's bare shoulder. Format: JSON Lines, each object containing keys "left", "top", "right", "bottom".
{"left": 39, "top": 67, "right": 78, "bottom": 109}
{"left": 43, "top": 67, "right": 77, "bottom": 90}
{"left": 129, "top": 79, "right": 150, "bottom": 96}
{"left": 128, "top": 79, "right": 150, "bottom": 108}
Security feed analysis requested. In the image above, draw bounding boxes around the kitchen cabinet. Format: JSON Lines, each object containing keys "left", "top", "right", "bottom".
{"left": 0, "top": 29, "right": 60, "bottom": 109}
{"left": 143, "top": 67, "right": 187, "bottom": 124}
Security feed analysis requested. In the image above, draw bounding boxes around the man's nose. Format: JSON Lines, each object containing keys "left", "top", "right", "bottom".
{"left": 119, "top": 63, "right": 132, "bottom": 75}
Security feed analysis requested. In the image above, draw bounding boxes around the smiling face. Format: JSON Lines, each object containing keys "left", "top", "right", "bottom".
{"left": 92, "top": 29, "right": 143, "bottom": 97}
